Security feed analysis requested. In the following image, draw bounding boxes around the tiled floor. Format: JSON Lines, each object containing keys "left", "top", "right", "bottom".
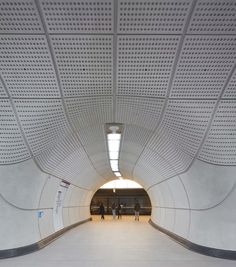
{"left": 1, "top": 216, "right": 235, "bottom": 267}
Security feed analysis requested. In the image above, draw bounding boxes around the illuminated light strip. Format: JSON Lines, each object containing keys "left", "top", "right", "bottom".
{"left": 107, "top": 126, "right": 122, "bottom": 176}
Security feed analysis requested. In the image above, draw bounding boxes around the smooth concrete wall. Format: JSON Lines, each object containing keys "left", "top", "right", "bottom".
{"left": 0, "top": 159, "right": 92, "bottom": 250}
{"left": 147, "top": 159, "right": 236, "bottom": 250}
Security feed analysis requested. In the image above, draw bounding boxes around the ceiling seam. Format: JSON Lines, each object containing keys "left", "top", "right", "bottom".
{"left": 34, "top": 0, "right": 107, "bottom": 182}
{"left": 1, "top": 33, "right": 235, "bottom": 37}
{"left": 1, "top": 96, "right": 236, "bottom": 101}
{"left": 131, "top": 0, "right": 198, "bottom": 179}
{"left": 112, "top": 0, "right": 118, "bottom": 123}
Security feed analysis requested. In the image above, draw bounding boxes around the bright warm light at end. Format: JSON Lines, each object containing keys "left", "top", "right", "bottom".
{"left": 100, "top": 179, "right": 143, "bottom": 189}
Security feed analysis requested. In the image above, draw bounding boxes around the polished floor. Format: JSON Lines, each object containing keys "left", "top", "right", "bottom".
{"left": 1, "top": 216, "right": 235, "bottom": 267}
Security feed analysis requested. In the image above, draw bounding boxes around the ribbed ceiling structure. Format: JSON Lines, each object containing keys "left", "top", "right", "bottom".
{"left": 0, "top": 0, "right": 236, "bottom": 256}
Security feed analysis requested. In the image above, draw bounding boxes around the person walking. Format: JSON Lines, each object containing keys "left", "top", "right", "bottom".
{"left": 117, "top": 203, "right": 122, "bottom": 219}
{"left": 99, "top": 202, "right": 105, "bottom": 220}
{"left": 111, "top": 202, "right": 116, "bottom": 219}
{"left": 134, "top": 202, "right": 140, "bottom": 221}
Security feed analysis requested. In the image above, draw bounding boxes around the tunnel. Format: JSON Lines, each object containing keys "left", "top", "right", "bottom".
{"left": 0, "top": 0, "right": 236, "bottom": 264}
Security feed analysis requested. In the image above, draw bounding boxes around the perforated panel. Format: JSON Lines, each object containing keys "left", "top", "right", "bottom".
{"left": 0, "top": 0, "right": 43, "bottom": 33}
{"left": 0, "top": 80, "right": 7, "bottom": 97}
{"left": 66, "top": 96, "right": 112, "bottom": 128}
{"left": 41, "top": 0, "right": 114, "bottom": 33}
{"left": 153, "top": 100, "right": 216, "bottom": 157}
{"left": 77, "top": 125, "right": 106, "bottom": 147}
{"left": 188, "top": 0, "right": 236, "bottom": 34}
{"left": 36, "top": 140, "right": 102, "bottom": 188}
{"left": 223, "top": 69, "right": 236, "bottom": 99}
{"left": 117, "top": 36, "right": 180, "bottom": 97}
{"left": 14, "top": 99, "right": 70, "bottom": 155}
{"left": 0, "top": 36, "right": 60, "bottom": 98}
{"left": 170, "top": 36, "right": 236, "bottom": 98}
{"left": 199, "top": 100, "right": 236, "bottom": 165}
{"left": 134, "top": 148, "right": 176, "bottom": 181}
{"left": 116, "top": 97, "right": 164, "bottom": 130}
{"left": 51, "top": 35, "right": 113, "bottom": 97}
{"left": 120, "top": 125, "right": 153, "bottom": 162}
{"left": 117, "top": 0, "right": 192, "bottom": 34}
{"left": 122, "top": 125, "right": 153, "bottom": 149}
{"left": 0, "top": 100, "right": 30, "bottom": 164}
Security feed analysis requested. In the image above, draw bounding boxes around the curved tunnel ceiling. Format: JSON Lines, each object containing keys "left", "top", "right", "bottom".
{"left": 0, "top": 0, "right": 236, "bottom": 255}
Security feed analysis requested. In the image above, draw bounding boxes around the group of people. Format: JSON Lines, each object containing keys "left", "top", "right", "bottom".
{"left": 99, "top": 202, "right": 141, "bottom": 220}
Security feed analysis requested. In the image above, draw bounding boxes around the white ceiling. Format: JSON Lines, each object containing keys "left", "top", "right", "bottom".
{"left": 0, "top": 0, "right": 235, "bottom": 188}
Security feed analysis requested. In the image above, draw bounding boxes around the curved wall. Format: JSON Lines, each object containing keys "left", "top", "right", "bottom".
{"left": 0, "top": 159, "right": 92, "bottom": 250}
{"left": 146, "top": 159, "right": 236, "bottom": 250}
{"left": 1, "top": 157, "right": 236, "bottom": 253}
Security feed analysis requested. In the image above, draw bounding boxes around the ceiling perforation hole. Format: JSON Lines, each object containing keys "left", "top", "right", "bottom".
{"left": 0, "top": 99, "right": 30, "bottom": 164}
{"left": 118, "top": 0, "right": 192, "bottom": 34}
{"left": 0, "top": 0, "right": 44, "bottom": 33}
{"left": 0, "top": 36, "right": 60, "bottom": 98}
{"left": 51, "top": 35, "right": 113, "bottom": 97}
{"left": 41, "top": 0, "right": 114, "bottom": 33}
{"left": 117, "top": 36, "right": 180, "bottom": 97}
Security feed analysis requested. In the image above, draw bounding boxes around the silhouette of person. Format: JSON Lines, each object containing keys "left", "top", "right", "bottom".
{"left": 99, "top": 202, "right": 105, "bottom": 220}
{"left": 111, "top": 202, "right": 116, "bottom": 219}
{"left": 117, "top": 203, "right": 122, "bottom": 219}
{"left": 134, "top": 202, "right": 140, "bottom": 221}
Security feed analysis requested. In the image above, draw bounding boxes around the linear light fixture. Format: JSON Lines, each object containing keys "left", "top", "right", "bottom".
{"left": 106, "top": 124, "right": 123, "bottom": 177}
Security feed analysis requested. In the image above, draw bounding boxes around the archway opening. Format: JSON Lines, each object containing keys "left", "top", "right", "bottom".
{"left": 90, "top": 179, "right": 152, "bottom": 221}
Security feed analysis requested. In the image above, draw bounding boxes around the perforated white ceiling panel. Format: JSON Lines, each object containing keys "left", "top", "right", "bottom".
{"left": 170, "top": 36, "right": 236, "bottom": 98}
{"left": 51, "top": 35, "right": 113, "bottom": 97}
{"left": 0, "top": 79, "right": 7, "bottom": 97}
{"left": 117, "top": 0, "right": 192, "bottom": 34}
{"left": 116, "top": 97, "right": 164, "bottom": 130}
{"left": 65, "top": 96, "right": 113, "bottom": 129}
{"left": 0, "top": 36, "right": 60, "bottom": 98}
{"left": 223, "top": 69, "right": 236, "bottom": 99}
{"left": 199, "top": 100, "right": 236, "bottom": 165}
{"left": 0, "top": 0, "right": 44, "bottom": 33}
{"left": 0, "top": 100, "right": 30, "bottom": 164}
{"left": 117, "top": 36, "right": 180, "bottom": 97}
{"left": 0, "top": 0, "right": 235, "bottom": 185}
{"left": 14, "top": 99, "right": 70, "bottom": 155}
{"left": 187, "top": 0, "right": 236, "bottom": 34}
{"left": 40, "top": 0, "right": 114, "bottom": 33}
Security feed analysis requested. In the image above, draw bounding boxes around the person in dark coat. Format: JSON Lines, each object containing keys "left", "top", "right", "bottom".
{"left": 99, "top": 202, "right": 105, "bottom": 220}
{"left": 117, "top": 203, "right": 122, "bottom": 219}
{"left": 134, "top": 202, "right": 141, "bottom": 221}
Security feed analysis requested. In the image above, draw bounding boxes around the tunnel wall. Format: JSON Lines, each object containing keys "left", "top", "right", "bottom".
{"left": 1, "top": 157, "right": 236, "bottom": 255}
{"left": 147, "top": 159, "right": 236, "bottom": 251}
{"left": 0, "top": 159, "right": 92, "bottom": 250}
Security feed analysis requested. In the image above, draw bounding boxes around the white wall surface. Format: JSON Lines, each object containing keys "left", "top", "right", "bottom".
{"left": 149, "top": 159, "right": 236, "bottom": 250}
{"left": 0, "top": 159, "right": 93, "bottom": 250}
